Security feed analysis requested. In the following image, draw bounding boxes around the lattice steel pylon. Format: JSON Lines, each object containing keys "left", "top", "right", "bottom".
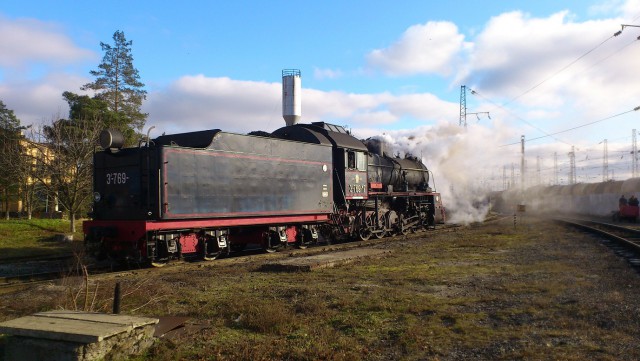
{"left": 602, "top": 139, "right": 608, "bottom": 182}
{"left": 503, "top": 165, "right": 507, "bottom": 190}
{"left": 568, "top": 146, "right": 576, "bottom": 184}
{"left": 633, "top": 129, "right": 638, "bottom": 178}
{"left": 459, "top": 85, "right": 467, "bottom": 127}
{"left": 554, "top": 152, "right": 558, "bottom": 185}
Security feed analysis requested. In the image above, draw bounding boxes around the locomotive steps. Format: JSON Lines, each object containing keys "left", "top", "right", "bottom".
{"left": 259, "top": 248, "right": 391, "bottom": 272}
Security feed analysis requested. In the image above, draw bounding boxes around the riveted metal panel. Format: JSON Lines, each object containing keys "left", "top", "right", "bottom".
{"left": 160, "top": 133, "right": 333, "bottom": 219}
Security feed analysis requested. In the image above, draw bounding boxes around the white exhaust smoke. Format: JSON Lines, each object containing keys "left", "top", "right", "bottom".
{"left": 361, "top": 121, "right": 514, "bottom": 225}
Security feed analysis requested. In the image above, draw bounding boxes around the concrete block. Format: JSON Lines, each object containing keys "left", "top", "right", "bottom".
{"left": 0, "top": 311, "right": 158, "bottom": 361}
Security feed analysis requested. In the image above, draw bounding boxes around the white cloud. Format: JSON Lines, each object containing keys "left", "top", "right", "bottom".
{"left": 588, "top": 0, "right": 640, "bottom": 16}
{"left": 0, "top": 15, "right": 95, "bottom": 125}
{"left": 387, "top": 93, "right": 457, "bottom": 122}
{"left": 0, "top": 15, "right": 95, "bottom": 69}
{"left": 0, "top": 72, "right": 88, "bottom": 125}
{"left": 144, "top": 75, "right": 454, "bottom": 134}
{"left": 143, "top": 75, "right": 282, "bottom": 134}
{"left": 453, "top": 7, "right": 640, "bottom": 142}
{"left": 366, "top": 21, "right": 468, "bottom": 76}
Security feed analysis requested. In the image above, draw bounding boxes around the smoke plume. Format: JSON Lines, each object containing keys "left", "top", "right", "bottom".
{"left": 358, "top": 121, "right": 515, "bottom": 224}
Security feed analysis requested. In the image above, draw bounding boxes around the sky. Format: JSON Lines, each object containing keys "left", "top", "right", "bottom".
{"left": 2, "top": 0, "right": 640, "bottom": 220}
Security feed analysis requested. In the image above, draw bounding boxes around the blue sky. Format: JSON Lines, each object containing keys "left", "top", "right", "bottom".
{"left": 1, "top": 0, "right": 640, "bottom": 197}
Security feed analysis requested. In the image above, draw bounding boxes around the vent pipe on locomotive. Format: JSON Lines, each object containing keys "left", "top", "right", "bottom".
{"left": 282, "top": 69, "right": 301, "bottom": 126}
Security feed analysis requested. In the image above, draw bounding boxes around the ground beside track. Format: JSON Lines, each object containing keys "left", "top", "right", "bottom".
{"left": 2, "top": 218, "right": 640, "bottom": 360}
{"left": 0, "top": 219, "right": 83, "bottom": 261}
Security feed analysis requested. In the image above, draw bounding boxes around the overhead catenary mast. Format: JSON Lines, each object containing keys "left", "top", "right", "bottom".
{"left": 459, "top": 86, "right": 490, "bottom": 128}
{"left": 601, "top": 139, "right": 608, "bottom": 182}
{"left": 520, "top": 135, "right": 525, "bottom": 191}
{"left": 568, "top": 146, "right": 576, "bottom": 184}
{"left": 459, "top": 85, "right": 467, "bottom": 127}
{"left": 633, "top": 129, "right": 638, "bottom": 178}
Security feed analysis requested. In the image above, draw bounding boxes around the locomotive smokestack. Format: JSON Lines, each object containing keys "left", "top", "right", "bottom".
{"left": 282, "top": 69, "right": 301, "bottom": 126}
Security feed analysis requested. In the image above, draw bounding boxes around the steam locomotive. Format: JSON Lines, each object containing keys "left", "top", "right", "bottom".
{"left": 83, "top": 121, "right": 445, "bottom": 265}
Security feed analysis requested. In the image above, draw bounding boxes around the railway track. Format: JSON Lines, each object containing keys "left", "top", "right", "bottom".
{"left": 0, "top": 255, "right": 89, "bottom": 289}
{"left": 0, "top": 222, "right": 464, "bottom": 290}
{"left": 555, "top": 217, "right": 640, "bottom": 268}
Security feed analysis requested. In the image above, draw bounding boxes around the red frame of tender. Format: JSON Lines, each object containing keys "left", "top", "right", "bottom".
{"left": 83, "top": 214, "right": 330, "bottom": 245}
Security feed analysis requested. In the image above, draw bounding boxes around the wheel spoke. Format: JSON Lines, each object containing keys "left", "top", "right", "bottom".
{"left": 358, "top": 227, "right": 371, "bottom": 241}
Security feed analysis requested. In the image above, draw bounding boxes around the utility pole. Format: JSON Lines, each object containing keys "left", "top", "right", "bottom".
{"left": 601, "top": 139, "right": 608, "bottom": 182}
{"left": 520, "top": 135, "right": 525, "bottom": 191}
{"left": 511, "top": 163, "right": 515, "bottom": 189}
{"left": 459, "top": 85, "right": 466, "bottom": 127}
{"left": 459, "top": 86, "right": 490, "bottom": 128}
{"left": 503, "top": 165, "right": 507, "bottom": 190}
{"left": 633, "top": 129, "right": 638, "bottom": 178}
{"left": 554, "top": 152, "right": 558, "bottom": 185}
{"left": 568, "top": 146, "right": 576, "bottom": 184}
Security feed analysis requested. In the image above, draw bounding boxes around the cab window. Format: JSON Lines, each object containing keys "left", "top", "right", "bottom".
{"left": 356, "top": 152, "right": 367, "bottom": 171}
{"left": 346, "top": 151, "right": 367, "bottom": 171}
{"left": 347, "top": 151, "right": 356, "bottom": 169}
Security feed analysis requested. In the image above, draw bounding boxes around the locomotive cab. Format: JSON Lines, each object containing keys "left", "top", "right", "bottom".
{"left": 272, "top": 122, "right": 369, "bottom": 207}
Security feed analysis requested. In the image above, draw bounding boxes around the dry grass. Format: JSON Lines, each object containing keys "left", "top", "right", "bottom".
{"left": 3, "top": 218, "right": 640, "bottom": 360}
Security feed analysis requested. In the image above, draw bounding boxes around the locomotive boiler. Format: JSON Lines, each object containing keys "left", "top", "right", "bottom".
{"left": 272, "top": 122, "right": 445, "bottom": 241}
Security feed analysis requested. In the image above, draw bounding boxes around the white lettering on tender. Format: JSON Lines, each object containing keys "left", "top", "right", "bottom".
{"left": 106, "top": 172, "right": 129, "bottom": 185}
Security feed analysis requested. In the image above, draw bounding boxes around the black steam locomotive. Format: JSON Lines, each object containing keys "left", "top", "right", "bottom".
{"left": 83, "top": 122, "right": 445, "bottom": 265}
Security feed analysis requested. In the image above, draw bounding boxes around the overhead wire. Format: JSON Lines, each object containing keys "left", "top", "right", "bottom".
{"left": 573, "top": 35, "right": 640, "bottom": 76}
{"left": 472, "top": 20, "right": 640, "bottom": 148}
{"left": 503, "top": 105, "right": 640, "bottom": 145}
{"left": 503, "top": 32, "right": 620, "bottom": 107}
{"left": 470, "top": 89, "right": 574, "bottom": 146}
{"left": 474, "top": 14, "right": 640, "bottom": 186}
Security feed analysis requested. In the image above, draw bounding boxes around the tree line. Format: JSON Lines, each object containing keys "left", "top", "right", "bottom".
{"left": 0, "top": 30, "right": 147, "bottom": 232}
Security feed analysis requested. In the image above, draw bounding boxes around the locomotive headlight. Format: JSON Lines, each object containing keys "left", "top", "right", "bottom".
{"left": 93, "top": 192, "right": 101, "bottom": 202}
{"left": 322, "top": 164, "right": 328, "bottom": 172}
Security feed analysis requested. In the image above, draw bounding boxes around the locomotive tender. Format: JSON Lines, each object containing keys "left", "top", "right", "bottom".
{"left": 83, "top": 122, "right": 444, "bottom": 265}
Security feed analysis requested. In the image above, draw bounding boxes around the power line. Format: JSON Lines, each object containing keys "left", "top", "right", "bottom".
{"left": 574, "top": 36, "right": 640, "bottom": 76}
{"left": 505, "top": 22, "right": 640, "bottom": 107}
{"left": 504, "top": 32, "right": 620, "bottom": 107}
{"left": 500, "top": 105, "right": 640, "bottom": 146}
{"left": 472, "top": 23, "right": 639, "bottom": 148}
{"left": 471, "top": 89, "right": 573, "bottom": 146}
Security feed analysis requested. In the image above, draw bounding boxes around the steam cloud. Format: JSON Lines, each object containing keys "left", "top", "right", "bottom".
{"left": 358, "top": 121, "right": 515, "bottom": 224}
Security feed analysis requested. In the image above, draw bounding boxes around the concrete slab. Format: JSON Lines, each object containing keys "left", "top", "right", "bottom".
{"left": 0, "top": 311, "right": 158, "bottom": 343}
{"left": 260, "top": 248, "right": 391, "bottom": 272}
{"left": 35, "top": 310, "right": 158, "bottom": 329}
{"left": 0, "top": 311, "right": 159, "bottom": 361}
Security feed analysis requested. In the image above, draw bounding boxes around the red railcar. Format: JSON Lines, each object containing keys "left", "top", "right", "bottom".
{"left": 613, "top": 205, "right": 639, "bottom": 222}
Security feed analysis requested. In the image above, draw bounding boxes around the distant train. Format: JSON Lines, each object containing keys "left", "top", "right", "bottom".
{"left": 83, "top": 121, "right": 445, "bottom": 265}
{"left": 491, "top": 178, "right": 640, "bottom": 222}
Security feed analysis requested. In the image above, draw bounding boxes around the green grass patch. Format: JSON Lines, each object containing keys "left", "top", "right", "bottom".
{"left": 0, "top": 219, "right": 83, "bottom": 259}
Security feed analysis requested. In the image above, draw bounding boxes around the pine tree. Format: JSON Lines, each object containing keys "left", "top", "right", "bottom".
{"left": 82, "top": 30, "right": 147, "bottom": 132}
{"left": 0, "top": 100, "right": 25, "bottom": 219}
{"left": 0, "top": 100, "right": 20, "bottom": 131}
